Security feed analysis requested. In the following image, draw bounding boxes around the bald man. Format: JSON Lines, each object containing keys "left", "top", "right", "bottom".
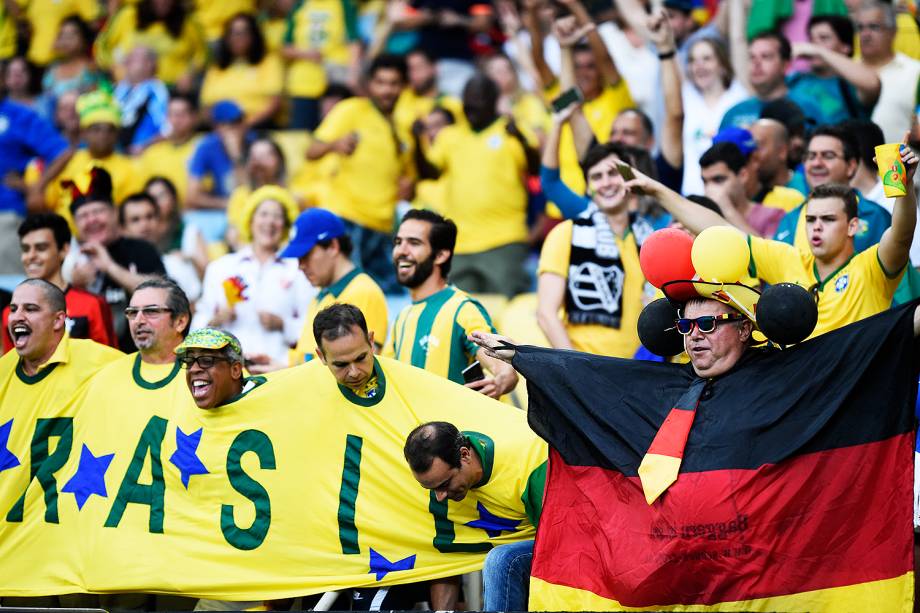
{"left": 749, "top": 118, "right": 807, "bottom": 211}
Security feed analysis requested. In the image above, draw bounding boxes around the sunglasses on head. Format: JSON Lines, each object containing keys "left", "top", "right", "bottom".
{"left": 673, "top": 314, "right": 746, "bottom": 335}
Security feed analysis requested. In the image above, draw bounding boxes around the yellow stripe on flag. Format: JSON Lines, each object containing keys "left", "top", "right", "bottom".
{"left": 637, "top": 453, "right": 681, "bottom": 505}
{"left": 529, "top": 572, "right": 914, "bottom": 612}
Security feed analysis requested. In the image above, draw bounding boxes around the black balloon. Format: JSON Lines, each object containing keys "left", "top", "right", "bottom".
{"left": 756, "top": 283, "right": 818, "bottom": 345}
{"left": 638, "top": 298, "right": 685, "bottom": 357}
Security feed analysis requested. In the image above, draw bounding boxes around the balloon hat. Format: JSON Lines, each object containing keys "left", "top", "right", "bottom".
{"left": 637, "top": 226, "right": 817, "bottom": 355}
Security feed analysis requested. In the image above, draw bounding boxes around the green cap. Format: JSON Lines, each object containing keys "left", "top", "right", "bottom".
{"left": 174, "top": 328, "right": 242, "bottom": 356}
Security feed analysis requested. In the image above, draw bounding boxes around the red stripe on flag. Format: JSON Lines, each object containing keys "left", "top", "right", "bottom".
{"left": 645, "top": 407, "right": 695, "bottom": 458}
{"left": 532, "top": 433, "right": 914, "bottom": 608}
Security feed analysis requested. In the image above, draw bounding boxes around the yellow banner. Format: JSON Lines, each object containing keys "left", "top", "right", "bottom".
{"left": 0, "top": 354, "right": 544, "bottom": 600}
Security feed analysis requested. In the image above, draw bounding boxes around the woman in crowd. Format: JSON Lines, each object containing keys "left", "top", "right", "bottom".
{"left": 41, "top": 17, "right": 103, "bottom": 111}
{"left": 192, "top": 186, "right": 311, "bottom": 366}
{"left": 3, "top": 56, "right": 43, "bottom": 112}
{"left": 224, "top": 136, "right": 287, "bottom": 250}
{"left": 200, "top": 13, "right": 283, "bottom": 129}
{"left": 680, "top": 37, "right": 748, "bottom": 195}
{"left": 95, "top": 0, "right": 207, "bottom": 93}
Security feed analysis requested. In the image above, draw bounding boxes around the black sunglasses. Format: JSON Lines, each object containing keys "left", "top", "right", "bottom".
{"left": 673, "top": 314, "right": 745, "bottom": 335}
{"left": 178, "top": 355, "right": 231, "bottom": 369}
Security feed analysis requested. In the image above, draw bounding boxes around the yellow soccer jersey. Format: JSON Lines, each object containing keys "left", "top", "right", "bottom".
{"left": 289, "top": 268, "right": 388, "bottom": 365}
{"left": 511, "top": 92, "right": 550, "bottom": 139}
{"left": 313, "top": 97, "right": 408, "bottom": 232}
{"left": 26, "top": 0, "right": 100, "bottom": 66}
{"left": 538, "top": 220, "right": 644, "bottom": 358}
{"left": 200, "top": 55, "right": 284, "bottom": 124}
{"left": 194, "top": 0, "right": 257, "bottom": 41}
{"left": 427, "top": 118, "right": 531, "bottom": 254}
{"left": 385, "top": 285, "right": 497, "bottom": 384}
{"left": 544, "top": 82, "right": 634, "bottom": 215}
{"left": 762, "top": 185, "right": 806, "bottom": 212}
{"left": 0, "top": 335, "right": 121, "bottom": 524}
{"left": 94, "top": 6, "right": 208, "bottom": 86}
{"left": 48, "top": 150, "right": 143, "bottom": 221}
{"left": 748, "top": 236, "right": 904, "bottom": 338}
{"left": 284, "top": 0, "right": 360, "bottom": 98}
{"left": 393, "top": 89, "right": 466, "bottom": 144}
{"left": 135, "top": 138, "right": 200, "bottom": 201}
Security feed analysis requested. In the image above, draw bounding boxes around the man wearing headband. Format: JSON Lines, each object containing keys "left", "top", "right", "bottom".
{"left": 176, "top": 328, "right": 261, "bottom": 411}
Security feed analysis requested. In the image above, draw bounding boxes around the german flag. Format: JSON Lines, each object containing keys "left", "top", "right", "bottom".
{"left": 513, "top": 302, "right": 919, "bottom": 611}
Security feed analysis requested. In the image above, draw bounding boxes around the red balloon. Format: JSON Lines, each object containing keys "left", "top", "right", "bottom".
{"left": 639, "top": 228, "right": 696, "bottom": 289}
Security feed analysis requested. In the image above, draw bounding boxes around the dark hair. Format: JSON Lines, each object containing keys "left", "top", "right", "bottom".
{"left": 144, "top": 175, "right": 180, "bottom": 205}
{"left": 244, "top": 136, "right": 286, "bottom": 179}
{"left": 580, "top": 141, "right": 632, "bottom": 179}
{"left": 168, "top": 92, "right": 199, "bottom": 112}
{"left": 214, "top": 13, "right": 266, "bottom": 69}
{"left": 322, "top": 82, "right": 354, "bottom": 100}
{"left": 687, "top": 194, "right": 722, "bottom": 215}
{"left": 18, "top": 213, "right": 71, "bottom": 249}
{"left": 808, "top": 124, "right": 858, "bottom": 162}
{"left": 751, "top": 30, "right": 792, "bottom": 62}
{"left": 134, "top": 276, "right": 192, "bottom": 336}
{"left": 404, "top": 421, "right": 466, "bottom": 473}
{"left": 617, "top": 107, "right": 654, "bottom": 141}
{"left": 5, "top": 56, "right": 43, "bottom": 97}
{"left": 316, "top": 234, "right": 353, "bottom": 258}
{"left": 407, "top": 47, "right": 436, "bottom": 65}
{"left": 400, "top": 209, "right": 458, "bottom": 277}
{"left": 59, "top": 15, "right": 96, "bottom": 53}
{"left": 807, "top": 14, "right": 854, "bottom": 54}
{"left": 313, "top": 303, "right": 370, "bottom": 353}
{"left": 17, "top": 278, "right": 66, "bottom": 313}
{"left": 838, "top": 119, "right": 884, "bottom": 171}
{"left": 429, "top": 105, "right": 456, "bottom": 125}
{"left": 368, "top": 53, "right": 408, "bottom": 82}
{"left": 118, "top": 192, "right": 159, "bottom": 226}
{"left": 808, "top": 183, "right": 859, "bottom": 220}
{"left": 699, "top": 141, "right": 748, "bottom": 173}
{"left": 137, "top": 0, "right": 187, "bottom": 38}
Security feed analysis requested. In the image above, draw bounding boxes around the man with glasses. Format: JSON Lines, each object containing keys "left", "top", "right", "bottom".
{"left": 857, "top": 1, "right": 920, "bottom": 143}
{"left": 624, "top": 144, "right": 918, "bottom": 338}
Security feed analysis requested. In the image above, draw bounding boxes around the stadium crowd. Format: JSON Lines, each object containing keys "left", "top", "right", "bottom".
{"left": 2, "top": 0, "right": 920, "bottom": 610}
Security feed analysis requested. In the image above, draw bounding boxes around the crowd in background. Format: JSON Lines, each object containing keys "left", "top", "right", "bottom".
{"left": 1, "top": 0, "right": 920, "bottom": 370}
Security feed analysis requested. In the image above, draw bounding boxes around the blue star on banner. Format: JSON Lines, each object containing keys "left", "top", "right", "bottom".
{"left": 62, "top": 444, "right": 114, "bottom": 510}
{"left": 0, "top": 419, "right": 20, "bottom": 473}
{"left": 169, "top": 427, "right": 209, "bottom": 488}
{"left": 465, "top": 502, "right": 522, "bottom": 537}
{"left": 369, "top": 548, "right": 416, "bottom": 581}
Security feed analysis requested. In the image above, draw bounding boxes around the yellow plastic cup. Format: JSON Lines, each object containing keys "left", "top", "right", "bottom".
{"left": 875, "top": 143, "right": 908, "bottom": 197}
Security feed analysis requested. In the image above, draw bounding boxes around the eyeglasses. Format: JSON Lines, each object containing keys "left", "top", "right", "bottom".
{"left": 673, "top": 314, "right": 746, "bottom": 335}
{"left": 178, "top": 355, "right": 230, "bottom": 369}
{"left": 856, "top": 23, "right": 889, "bottom": 33}
{"left": 125, "top": 306, "right": 173, "bottom": 320}
{"left": 805, "top": 151, "right": 844, "bottom": 162}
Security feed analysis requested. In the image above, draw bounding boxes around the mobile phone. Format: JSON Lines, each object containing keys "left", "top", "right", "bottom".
{"left": 615, "top": 161, "right": 635, "bottom": 182}
{"left": 551, "top": 87, "right": 584, "bottom": 113}
{"left": 462, "top": 361, "right": 485, "bottom": 384}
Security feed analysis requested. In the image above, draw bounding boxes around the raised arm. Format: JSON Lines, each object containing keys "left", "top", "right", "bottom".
{"left": 523, "top": 0, "right": 556, "bottom": 90}
{"left": 648, "top": 10, "right": 683, "bottom": 169}
{"left": 560, "top": 0, "right": 621, "bottom": 86}
{"left": 792, "top": 42, "right": 881, "bottom": 105}
{"left": 613, "top": 0, "right": 653, "bottom": 40}
{"left": 727, "top": 0, "right": 751, "bottom": 93}
{"left": 877, "top": 140, "right": 918, "bottom": 275}
{"left": 624, "top": 167, "right": 732, "bottom": 235}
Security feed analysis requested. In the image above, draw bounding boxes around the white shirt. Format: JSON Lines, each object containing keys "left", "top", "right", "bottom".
{"left": 871, "top": 53, "right": 920, "bottom": 144}
{"left": 192, "top": 247, "right": 314, "bottom": 363}
{"left": 598, "top": 22, "right": 662, "bottom": 141}
{"left": 681, "top": 80, "right": 750, "bottom": 196}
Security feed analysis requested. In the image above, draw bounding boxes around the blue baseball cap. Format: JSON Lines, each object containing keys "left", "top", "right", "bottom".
{"left": 280, "top": 208, "right": 347, "bottom": 259}
{"left": 712, "top": 127, "right": 757, "bottom": 158}
{"left": 212, "top": 100, "right": 243, "bottom": 124}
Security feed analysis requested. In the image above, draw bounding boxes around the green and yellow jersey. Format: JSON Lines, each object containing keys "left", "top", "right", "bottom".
{"left": 289, "top": 268, "right": 388, "bottom": 365}
{"left": 284, "top": 0, "right": 360, "bottom": 98}
{"left": 385, "top": 286, "right": 497, "bottom": 384}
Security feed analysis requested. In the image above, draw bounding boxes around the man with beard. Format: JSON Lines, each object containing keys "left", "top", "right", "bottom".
{"left": 413, "top": 73, "right": 538, "bottom": 297}
{"left": 307, "top": 54, "right": 410, "bottom": 293}
{"left": 385, "top": 209, "right": 517, "bottom": 399}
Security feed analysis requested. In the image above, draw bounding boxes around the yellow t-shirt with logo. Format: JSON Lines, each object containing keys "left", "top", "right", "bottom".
{"left": 48, "top": 150, "right": 144, "bottom": 222}
{"left": 385, "top": 285, "right": 497, "bottom": 384}
{"left": 94, "top": 6, "right": 208, "bottom": 86}
{"left": 313, "top": 97, "right": 407, "bottom": 232}
{"left": 26, "top": 0, "right": 100, "bottom": 66}
{"left": 393, "top": 89, "right": 466, "bottom": 143}
{"left": 200, "top": 55, "right": 284, "bottom": 123}
{"left": 427, "top": 118, "right": 531, "bottom": 254}
{"left": 545, "top": 82, "right": 634, "bottom": 213}
{"left": 284, "top": 0, "right": 359, "bottom": 98}
{"left": 289, "top": 268, "right": 388, "bottom": 365}
{"left": 135, "top": 137, "right": 200, "bottom": 202}
{"left": 747, "top": 236, "right": 903, "bottom": 338}
{"left": 537, "top": 219, "right": 644, "bottom": 358}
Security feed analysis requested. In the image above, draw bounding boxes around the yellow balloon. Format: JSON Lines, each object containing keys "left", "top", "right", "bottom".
{"left": 691, "top": 226, "right": 749, "bottom": 283}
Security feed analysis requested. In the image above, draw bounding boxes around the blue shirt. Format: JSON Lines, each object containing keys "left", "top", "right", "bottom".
{"left": 0, "top": 99, "right": 68, "bottom": 215}
{"left": 772, "top": 190, "right": 891, "bottom": 253}
{"left": 719, "top": 92, "right": 824, "bottom": 131}
{"left": 187, "top": 132, "right": 254, "bottom": 198}
{"left": 787, "top": 73, "right": 867, "bottom": 125}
